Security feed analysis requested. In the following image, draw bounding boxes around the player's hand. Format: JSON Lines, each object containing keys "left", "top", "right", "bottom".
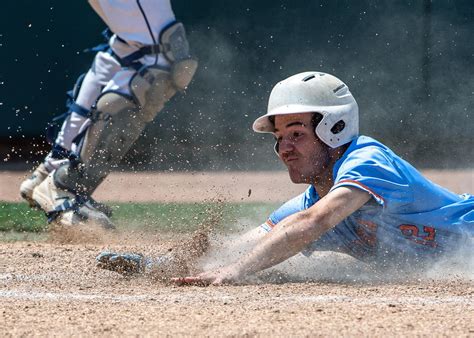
{"left": 171, "top": 265, "right": 241, "bottom": 286}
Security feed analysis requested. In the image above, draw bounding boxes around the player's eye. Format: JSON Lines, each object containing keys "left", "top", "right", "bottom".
{"left": 292, "top": 131, "right": 303, "bottom": 139}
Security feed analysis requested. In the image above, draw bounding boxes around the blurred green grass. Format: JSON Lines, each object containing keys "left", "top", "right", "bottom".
{"left": 0, "top": 202, "right": 278, "bottom": 238}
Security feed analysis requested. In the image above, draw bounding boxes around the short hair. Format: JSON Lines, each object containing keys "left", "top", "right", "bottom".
{"left": 311, "top": 113, "right": 324, "bottom": 129}
{"left": 268, "top": 112, "right": 323, "bottom": 131}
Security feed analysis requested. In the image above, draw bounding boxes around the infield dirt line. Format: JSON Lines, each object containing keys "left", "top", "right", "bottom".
{"left": 1, "top": 289, "right": 472, "bottom": 306}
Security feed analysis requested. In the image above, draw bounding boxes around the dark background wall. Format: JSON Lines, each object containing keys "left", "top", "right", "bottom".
{"left": 0, "top": 0, "right": 472, "bottom": 170}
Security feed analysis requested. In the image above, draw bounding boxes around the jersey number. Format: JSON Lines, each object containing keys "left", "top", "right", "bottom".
{"left": 399, "top": 224, "right": 437, "bottom": 248}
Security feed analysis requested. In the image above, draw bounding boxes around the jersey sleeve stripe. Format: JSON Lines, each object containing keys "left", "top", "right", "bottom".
{"left": 260, "top": 219, "right": 276, "bottom": 232}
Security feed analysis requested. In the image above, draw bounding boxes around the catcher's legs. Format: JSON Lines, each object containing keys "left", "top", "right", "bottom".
{"left": 33, "top": 67, "right": 177, "bottom": 229}
{"left": 20, "top": 52, "right": 119, "bottom": 208}
{"left": 31, "top": 21, "right": 198, "bottom": 228}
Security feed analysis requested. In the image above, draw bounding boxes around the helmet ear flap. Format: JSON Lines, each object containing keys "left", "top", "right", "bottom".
{"left": 316, "top": 109, "right": 358, "bottom": 148}
{"left": 331, "top": 120, "right": 346, "bottom": 134}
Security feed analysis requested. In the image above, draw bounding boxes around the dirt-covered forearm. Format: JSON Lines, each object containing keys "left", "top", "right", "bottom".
{"left": 230, "top": 186, "right": 371, "bottom": 277}
{"left": 232, "top": 211, "right": 322, "bottom": 275}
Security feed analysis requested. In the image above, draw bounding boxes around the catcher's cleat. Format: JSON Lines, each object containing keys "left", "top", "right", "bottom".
{"left": 32, "top": 173, "right": 115, "bottom": 229}
{"left": 20, "top": 163, "right": 49, "bottom": 208}
{"left": 96, "top": 252, "right": 145, "bottom": 275}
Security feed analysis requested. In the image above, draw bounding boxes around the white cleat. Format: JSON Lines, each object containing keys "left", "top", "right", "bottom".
{"left": 20, "top": 163, "right": 49, "bottom": 208}
{"left": 32, "top": 173, "right": 115, "bottom": 229}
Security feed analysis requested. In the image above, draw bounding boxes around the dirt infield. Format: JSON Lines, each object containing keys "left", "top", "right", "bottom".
{"left": 1, "top": 170, "right": 473, "bottom": 336}
{"left": 1, "top": 240, "right": 473, "bottom": 336}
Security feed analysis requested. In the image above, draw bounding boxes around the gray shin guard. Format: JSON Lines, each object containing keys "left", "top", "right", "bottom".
{"left": 55, "top": 67, "right": 177, "bottom": 195}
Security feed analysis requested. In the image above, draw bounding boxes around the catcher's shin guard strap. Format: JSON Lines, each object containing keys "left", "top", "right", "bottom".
{"left": 45, "top": 195, "right": 86, "bottom": 223}
{"left": 68, "top": 102, "right": 90, "bottom": 118}
{"left": 50, "top": 144, "right": 72, "bottom": 160}
{"left": 45, "top": 194, "right": 112, "bottom": 223}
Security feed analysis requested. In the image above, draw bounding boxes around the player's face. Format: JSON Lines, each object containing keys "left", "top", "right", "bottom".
{"left": 274, "top": 113, "right": 330, "bottom": 184}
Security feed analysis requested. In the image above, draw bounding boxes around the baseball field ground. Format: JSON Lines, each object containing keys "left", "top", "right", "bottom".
{"left": 1, "top": 170, "right": 473, "bottom": 336}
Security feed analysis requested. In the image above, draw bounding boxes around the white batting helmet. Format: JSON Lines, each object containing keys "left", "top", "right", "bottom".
{"left": 253, "top": 71, "right": 359, "bottom": 148}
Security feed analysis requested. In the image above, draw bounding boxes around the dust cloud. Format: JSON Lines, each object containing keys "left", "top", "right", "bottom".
{"left": 196, "top": 226, "right": 474, "bottom": 285}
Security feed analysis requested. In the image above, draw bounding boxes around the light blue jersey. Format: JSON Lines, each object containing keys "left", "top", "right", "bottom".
{"left": 261, "top": 136, "right": 474, "bottom": 265}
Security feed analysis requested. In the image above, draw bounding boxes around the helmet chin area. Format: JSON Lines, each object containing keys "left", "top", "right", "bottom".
{"left": 273, "top": 141, "right": 280, "bottom": 156}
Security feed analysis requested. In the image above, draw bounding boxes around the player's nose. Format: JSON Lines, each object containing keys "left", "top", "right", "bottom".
{"left": 278, "top": 138, "right": 296, "bottom": 157}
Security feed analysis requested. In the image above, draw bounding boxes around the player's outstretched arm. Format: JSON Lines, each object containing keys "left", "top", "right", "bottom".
{"left": 173, "top": 186, "right": 371, "bottom": 285}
